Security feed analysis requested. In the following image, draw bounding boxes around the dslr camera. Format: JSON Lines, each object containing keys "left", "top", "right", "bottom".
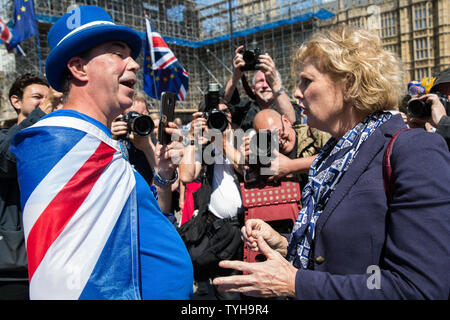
{"left": 120, "top": 111, "right": 154, "bottom": 137}
{"left": 202, "top": 83, "right": 229, "bottom": 132}
{"left": 408, "top": 92, "right": 450, "bottom": 118}
{"left": 239, "top": 48, "right": 261, "bottom": 71}
{"left": 244, "top": 130, "right": 277, "bottom": 185}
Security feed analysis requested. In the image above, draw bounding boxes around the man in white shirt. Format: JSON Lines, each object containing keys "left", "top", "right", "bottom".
{"left": 179, "top": 101, "right": 245, "bottom": 299}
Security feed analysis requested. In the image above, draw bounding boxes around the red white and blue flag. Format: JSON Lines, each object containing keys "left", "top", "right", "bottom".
{"left": 143, "top": 17, "right": 189, "bottom": 101}
{"left": 11, "top": 113, "right": 141, "bottom": 299}
{"left": 0, "top": 17, "right": 12, "bottom": 44}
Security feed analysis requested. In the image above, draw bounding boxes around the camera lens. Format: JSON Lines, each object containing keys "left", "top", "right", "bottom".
{"left": 249, "top": 130, "right": 276, "bottom": 164}
{"left": 133, "top": 115, "right": 154, "bottom": 136}
{"left": 408, "top": 99, "right": 431, "bottom": 118}
{"left": 207, "top": 110, "right": 228, "bottom": 132}
{"left": 243, "top": 50, "right": 256, "bottom": 64}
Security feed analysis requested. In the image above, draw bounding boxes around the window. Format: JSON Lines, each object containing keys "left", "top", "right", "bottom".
{"left": 349, "top": 17, "right": 366, "bottom": 29}
{"left": 383, "top": 44, "right": 398, "bottom": 54}
{"left": 381, "top": 12, "right": 397, "bottom": 38}
{"left": 415, "top": 37, "right": 432, "bottom": 60}
{"left": 413, "top": 3, "right": 431, "bottom": 31}
{"left": 415, "top": 67, "right": 430, "bottom": 80}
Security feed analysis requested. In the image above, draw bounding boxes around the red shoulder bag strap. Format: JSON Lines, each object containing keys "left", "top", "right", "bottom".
{"left": 383, "top": 128, "right": 411, "bottom": 202}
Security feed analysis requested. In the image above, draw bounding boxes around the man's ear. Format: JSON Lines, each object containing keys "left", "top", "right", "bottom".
{"left": 281, "top": 114, "right": 292, "bottom": 126}
{"left": 10, "top": 95, "right": 22, "bottom": 113}
{"left": 67, "top": 56, "right": 88, "bottom": 82}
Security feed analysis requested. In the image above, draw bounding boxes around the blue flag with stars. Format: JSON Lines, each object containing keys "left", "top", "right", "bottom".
{"left": 8, "top": 0, "right": 38, "bottom": 50}
{"left": 143, "top": 17, "right": 188, "bottom": 101}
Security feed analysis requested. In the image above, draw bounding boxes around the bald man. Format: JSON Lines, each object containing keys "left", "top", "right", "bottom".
{"left": 248, "top": 108, "right": 330, "bottom": 187}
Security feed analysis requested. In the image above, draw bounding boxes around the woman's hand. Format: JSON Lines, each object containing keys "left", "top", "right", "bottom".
{"left": 242, "top": 218, "right": 288, "bottom": 256}
{"left": 212, "top": 236, "right": 297, "bottom": 298}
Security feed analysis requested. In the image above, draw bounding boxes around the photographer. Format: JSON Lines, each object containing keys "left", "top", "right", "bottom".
{"left": 408, "top": 68, "right": 450, "bottom": 148}
{"left": 178, "top": 93, "right": 245, "bottom": 300}
{"left": 224, "top": 45, "right": 296, "bottom": 131}
{"left": 111, "top": 92, "right": 181, "bottom": 219}
{"left": 243, "top": 109, "right": 330, "bottom": 188}
{"left": 111, "top": 91, "right": 155, "bottom": 184}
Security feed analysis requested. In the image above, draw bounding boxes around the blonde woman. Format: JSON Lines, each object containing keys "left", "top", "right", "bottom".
{"left": 213, "top": 26, "right": 450, "bottom": 299}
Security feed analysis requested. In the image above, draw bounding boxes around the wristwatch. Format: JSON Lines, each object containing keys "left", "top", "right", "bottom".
{"left": 274, "top": 86, "right": 286, "bottom": 97}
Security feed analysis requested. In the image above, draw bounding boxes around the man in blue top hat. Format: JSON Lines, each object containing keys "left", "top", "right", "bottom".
{"left": 10, "top": 5, "right": 193, "bottom": 300}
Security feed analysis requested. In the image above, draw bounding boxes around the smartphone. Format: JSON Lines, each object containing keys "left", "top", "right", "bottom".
{"left": 158, "top": 92, "right": 176, "bottom": 145}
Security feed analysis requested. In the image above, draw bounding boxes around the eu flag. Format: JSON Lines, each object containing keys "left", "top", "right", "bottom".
{"left": 143, "top": 17, "right": 188, "bottom": 101}
{"left": 8, "top": 0, "right": 38, "bottom": 50}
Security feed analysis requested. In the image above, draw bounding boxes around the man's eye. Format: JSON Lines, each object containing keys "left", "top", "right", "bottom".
{"left": 114, "top": 52, "right": 124, "bottom": 58}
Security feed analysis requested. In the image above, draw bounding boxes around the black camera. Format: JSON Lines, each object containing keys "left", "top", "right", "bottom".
{"left": 120, "top": 111, "right": 154, "bottom": 137}
{"left": 408, "top": 92, "right": 450, "bottom": 118}
{"left": 244, "top": 130, "right": 277, "bottom": 184}
{"left": 202, "top": 83, "right": 229, "bottom": 132}
{"left": 239, "top": 48, "right": 261, "bottom": 71}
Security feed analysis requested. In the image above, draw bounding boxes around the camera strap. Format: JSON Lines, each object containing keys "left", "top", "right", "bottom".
{"left": 241, "top": 74, "right": 256, "bottom": 101}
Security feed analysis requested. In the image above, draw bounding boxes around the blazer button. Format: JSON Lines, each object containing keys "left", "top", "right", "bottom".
{"left": 315, "top": 256, "right": 325, "bottom": 265}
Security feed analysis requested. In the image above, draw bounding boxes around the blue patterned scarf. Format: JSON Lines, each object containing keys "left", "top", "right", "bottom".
{"left": 286, "top": 111, "right": 392, "bottom": 269}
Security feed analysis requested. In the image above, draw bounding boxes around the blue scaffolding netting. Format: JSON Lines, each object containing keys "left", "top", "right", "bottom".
{"left": 34, "top": 8, "right": 334, "bottom": 48}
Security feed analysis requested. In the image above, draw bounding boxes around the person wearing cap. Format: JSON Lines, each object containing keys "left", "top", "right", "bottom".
{"left": 407, "top": 68, "right": 450, "bottom": 147}
{"left": 9, "top": 5, "right": 193, "bottom": 300}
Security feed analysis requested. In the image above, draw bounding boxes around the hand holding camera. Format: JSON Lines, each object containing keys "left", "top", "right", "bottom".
{"left": 238, "top": 47, "right": 261, "bottom": 71}
{"left": 190, "top": 112, "right": 209, "bottom": 146}
{"left": 408, "top": 92, "right": 449, "bottom": 119}
{"left": 111, "top": 112, "right": 155, "bottom": 149}
{"left": 243, "top": 129, "right": 277, "bottom": 184}
{"left": 407, "top": 92, "right": 449, "bottom": 129}
{"left": 202, "top": 83, "right": 229, "bottom": 133}
{"left": 232, "top": 45, "right": 246, "bottom": 80}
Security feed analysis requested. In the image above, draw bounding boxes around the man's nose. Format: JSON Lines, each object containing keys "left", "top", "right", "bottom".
{"left": 127, "top": 57, "right": 140, "bottom": 72}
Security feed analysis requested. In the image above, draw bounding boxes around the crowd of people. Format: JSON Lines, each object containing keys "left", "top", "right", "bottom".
{"left": 0, "top": 5, "right": 449, "bottom": 300}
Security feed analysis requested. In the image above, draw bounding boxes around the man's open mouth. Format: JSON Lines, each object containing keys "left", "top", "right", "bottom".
{"left": 120, "top": 79, "right": 136, "bottom": 89}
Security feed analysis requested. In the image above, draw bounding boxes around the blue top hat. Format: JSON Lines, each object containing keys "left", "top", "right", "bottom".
{"left": 45, "top": 5, "right": 142, "bottom": 92}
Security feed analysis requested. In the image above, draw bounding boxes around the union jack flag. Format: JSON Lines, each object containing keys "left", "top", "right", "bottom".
{"left": 143, "top": 17, "right": 189, "bottom": 101}
{"left": 10, "top": 112, "right": 142, "bottom": 299}
{"left": 0, "top": 18, "right": 12, "bottom": 44}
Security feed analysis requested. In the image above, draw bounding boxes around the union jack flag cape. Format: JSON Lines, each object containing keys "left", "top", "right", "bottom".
{"left": 143, "top": 17, "right": 189, "bottom": 101}
{"left": 11, "top": 111, "right": 141, "bottom": 299}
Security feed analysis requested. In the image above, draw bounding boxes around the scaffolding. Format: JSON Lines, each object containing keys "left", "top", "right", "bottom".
{"left": 1, "top": 0, "right": 449, "bottom": 124}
